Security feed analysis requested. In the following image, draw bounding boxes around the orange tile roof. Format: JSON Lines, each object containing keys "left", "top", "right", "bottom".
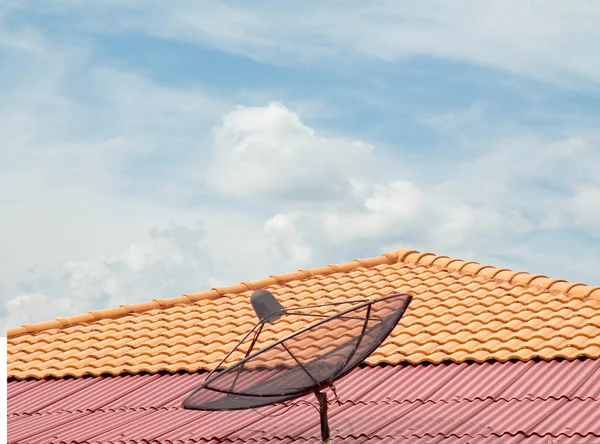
{"left": 7, "top": 249, "right": 600, "bottom": 380}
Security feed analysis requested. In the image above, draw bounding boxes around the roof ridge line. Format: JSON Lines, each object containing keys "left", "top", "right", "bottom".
{"left": 400, "top": 250, "right": 597, "bottom": 298}
{"left": 7, "top": 249, "right": 599, "bottom": 340}
{"left": 6, "top": 249, "right": 404, "bottom": 339}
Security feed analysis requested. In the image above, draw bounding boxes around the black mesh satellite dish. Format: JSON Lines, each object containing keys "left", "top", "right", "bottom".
{"left": 183, "top": 290, "right": 412, "bottom": 443}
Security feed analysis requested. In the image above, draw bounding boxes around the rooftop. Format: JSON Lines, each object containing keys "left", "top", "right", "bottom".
{"left": 7, "top": 248, "right": 600, "bottom": 443}
{"left": 8, "top": 358, "right": 600, "bottom": 442}
{"left": 8, "top": 249, "right": 600, "bottom": 380}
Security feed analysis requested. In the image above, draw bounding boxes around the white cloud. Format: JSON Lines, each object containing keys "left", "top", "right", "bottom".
{"left": 572, "top": 186, "right": 600, "bottom": 234}
{"left": 1, "top": 201, "right": 286, "bottom": 332}
{"left": 4, "top": 293, "right": 67, "bottom": 329}
{"left": 1, "top": 225, "right": 214, "bottom": 331}
{"left": 90, "top": 68, "right": 227, "bottom": 133}
{"left": 4, "top": 98, "right": 600, "bottom": 331}
{"left": 34, "top": 0, "right": 600, "bottom": 88}
{"left": 544, "top": 136, "right": 589, "bottom": 158}
{"left": 64, "top": 224, "right": 213, "bottom": 308}
{"left": 0, "top": 13, "right": 231, "bottom": 280}
{"left": 0, "top": 13, "right": 234, "bottom": 329}
{"left": 250, "top": 105, "right": 598, "bottom": 283}
{"left": 207, "top": 103, "right": 524, "bottom": 268}
{"left": 4, "top": 79, "right": 600, "bottom": 331}
{"left": 264, "top": 214, "right": 314, "bottom": 266}
{"left": 3, "top": 4, "right": 600, "bottom": 333}
{"left": 263, "top": 177, "right": 528, "bottom": 268}
{"left": 208, "top": 102, "right": 373, "bottom": 201}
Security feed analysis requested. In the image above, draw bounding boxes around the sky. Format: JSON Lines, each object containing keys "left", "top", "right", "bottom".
{"left": 1, "top": 1, "right": 600, "bottom": 332}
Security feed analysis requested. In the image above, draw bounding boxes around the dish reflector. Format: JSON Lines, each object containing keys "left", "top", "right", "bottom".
{"left": 183, "top": 292, "right": 412, "bottom": 411}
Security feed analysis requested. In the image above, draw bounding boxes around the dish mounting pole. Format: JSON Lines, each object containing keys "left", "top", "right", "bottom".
{"left": 315, "top": 390, "right": 330, "bottom": 444}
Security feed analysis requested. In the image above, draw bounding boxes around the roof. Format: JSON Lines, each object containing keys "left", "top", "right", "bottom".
{"left": 8, "top": 358, "right": 600, "bottom": 443}
{"left": 8, "top": 249, "right": 600, "bottom": 380}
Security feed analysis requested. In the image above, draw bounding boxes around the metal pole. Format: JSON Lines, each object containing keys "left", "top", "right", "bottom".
{"left": 315, "top": 391, "right": 330, "bottom": 444}
{"left": 201, "top": 320, "right": 263, "bottom": 385}
{"left": 229, "top": 322, "right": 264, "bottom": 392}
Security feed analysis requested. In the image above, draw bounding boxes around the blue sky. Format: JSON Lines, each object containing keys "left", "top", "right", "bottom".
{"left": 1, "top": 1, "right": 600, "bottom": 331}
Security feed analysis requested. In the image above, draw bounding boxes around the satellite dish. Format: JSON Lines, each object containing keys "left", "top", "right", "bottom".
{"left": 183, "top": 290, "right": 412, "bottom": 443}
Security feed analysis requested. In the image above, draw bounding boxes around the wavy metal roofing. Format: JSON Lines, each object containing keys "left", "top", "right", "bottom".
{"left": 8, "top": 249, "right": 600, "bottom": 379}
{"left": 7, "top": 359, "right": 600, "bottom": 443}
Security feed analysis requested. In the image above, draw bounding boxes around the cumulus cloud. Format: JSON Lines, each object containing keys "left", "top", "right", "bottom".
{"left": 264, "top": 214, "right": 314, "bottom": 266}
{"left": 1, "top": 224, "right": 214, "bottom": 331}
{"left": 208, "top": 102, "right": 373, "bottom": 201}
{"left": 4, "top": 92, "right": 600, "bottom": 331}
{"left": 262, "top": 178, "right": 528, "bottom": 269}
{"left": 207, "top": 103, "right": 520, "bottom": 267}
{"left": 245, "top": 106, "right": 598, "bottom": 279}
{"left": 3, "top": 4, "right": 600, "bottom": 332}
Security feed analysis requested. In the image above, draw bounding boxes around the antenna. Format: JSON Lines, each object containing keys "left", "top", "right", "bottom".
{"left": 183, "top": 290, "right": 413, "bottom": 443}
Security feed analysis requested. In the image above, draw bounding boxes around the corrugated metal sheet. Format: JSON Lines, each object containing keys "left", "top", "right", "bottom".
{"left": 8, "top": 358, "right": 600, "bottom": 443}
{"left": 132, "top": 435, "right": 600, "bottom": 444}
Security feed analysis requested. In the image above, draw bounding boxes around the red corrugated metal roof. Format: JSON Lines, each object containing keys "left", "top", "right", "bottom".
{"left": 8, "top": 358, "right": 600, "bottom": 443}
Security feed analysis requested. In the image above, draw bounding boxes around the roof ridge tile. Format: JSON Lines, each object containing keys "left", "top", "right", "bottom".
{"left": 403, "top": 252, "right": 600, "bottom": 299}
{"left": 7, "top": 248, "right": 599, "bottom": 341}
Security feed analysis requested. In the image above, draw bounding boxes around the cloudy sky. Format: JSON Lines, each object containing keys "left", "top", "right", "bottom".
{"left": 2, "top": 1, "right": 600, "bottom": 332}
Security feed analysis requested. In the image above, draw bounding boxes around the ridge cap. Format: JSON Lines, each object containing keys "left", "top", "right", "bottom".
{"left": 6, "top": 250, "right": 403, "bottom": 339}
{"left": 8, "top": 248, "right": 598, "bottom": 340}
